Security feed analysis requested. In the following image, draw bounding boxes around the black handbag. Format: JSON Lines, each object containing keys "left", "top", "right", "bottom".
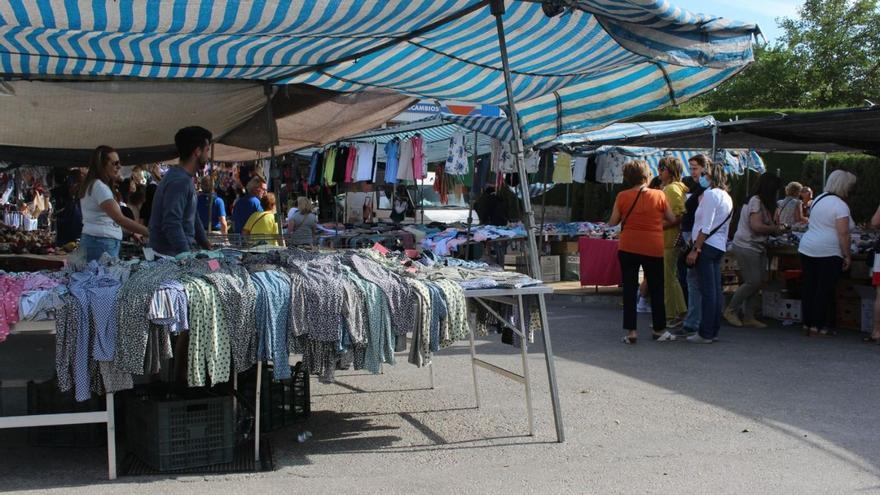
{"left": 681, "top": 209, "right": 733, "bottom": 265}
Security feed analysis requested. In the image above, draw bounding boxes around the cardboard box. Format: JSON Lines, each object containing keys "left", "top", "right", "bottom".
{"left": 836, "top": 300, "right": 861, "bottom": 331}
{"left": 855, "top": 285, "right": 876, "bottom": 333}
{"left": 836, "top": 280, "right": 863, "bottom": 302}
{"left": 775, "top": 299, "right": 802, "bottom": 322}
{"left": 562, "top": 254, "right": 580, "bottom": 281}
{"left": 850, "top": 259, "right": 871, "bottom": 280}
{"left": 762, "top": 290, "right": 783, "bottom": 318}
{"left": 540, "top": 255, "right": 560, "bottom": 283}
{"left": 721, "top": 253, "right": 739, "bottom": 272}
{"left": 549, "top": 241, "right": 579, "bottom": 255}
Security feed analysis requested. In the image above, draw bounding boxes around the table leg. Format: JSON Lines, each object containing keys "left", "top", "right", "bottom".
{"left": 537, "top": 293, "right": 565, "bottom": 442}
{"left": 255, "top": 361, "right": 262, "bottom": 464}
{"left": 468, "top": 316, "right": 481, "bottom": 408}
{"left": 517, "top": 295, "right": 535, "bottom": 436}
{"left": 428, "top": 361, "right": 435, "bottom": 389}
{"left": 106, "top": 392, "right": 116, "bottom": 480}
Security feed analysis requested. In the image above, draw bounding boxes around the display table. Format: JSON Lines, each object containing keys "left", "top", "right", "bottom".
{"left": 0, "top": 321, "right": 117, "bottom": 480}
{"left": 0, "top": 254, "right": 67, "bottom": 271}
{"left": 463, "top": 285, "right": 563, "bottom": 442}
{"left": 578, "top": 237, "right": 621, "bottom": 286}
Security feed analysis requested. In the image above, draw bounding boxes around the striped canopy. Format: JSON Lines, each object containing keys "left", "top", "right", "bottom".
{"left": 0, "top": 1, "right": 758, "bottom": 146}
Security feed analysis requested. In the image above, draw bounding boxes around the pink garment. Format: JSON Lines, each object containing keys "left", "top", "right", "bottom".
{"left": 22, "top": 273, "right": 60, "bottom": 291}
{"left": 344, "top": 145, "right": 357, "bottom": 183}
{"left": 579, "top": 237, "right": 622, "bottom": 287}
{"left": 412, "top": 135, "right": 425, "bottom": 179}
{"left": 0, "top": 275, "right": 26, "bottom": 342}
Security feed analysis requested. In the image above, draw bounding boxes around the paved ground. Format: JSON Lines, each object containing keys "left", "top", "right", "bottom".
{"left": 2, "top": 295, "right": 880, "bottom": 494}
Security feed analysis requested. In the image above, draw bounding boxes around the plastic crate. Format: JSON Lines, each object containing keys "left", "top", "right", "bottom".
{"left": 27, "top": 378, "right": 106, "bottom": 448}
{"left": 125, "top": 394, "right": 234, "bottom": 472}
{"left": 241, "top": 362, "right": 310, "bottom": 433}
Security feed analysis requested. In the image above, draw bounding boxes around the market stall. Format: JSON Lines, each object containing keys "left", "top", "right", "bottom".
{"left": 0, "top": 0, "right": 760, "bottom": 479}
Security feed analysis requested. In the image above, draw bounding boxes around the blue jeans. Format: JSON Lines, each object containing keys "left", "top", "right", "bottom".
{"left": 682, "top": 233, "right": 701, "bottom": 331}
{"left": 696, "top": 244, "right": 725, "bottom": 339}
{"left": 81, "top": 234, "right": 121, "bottom": 262}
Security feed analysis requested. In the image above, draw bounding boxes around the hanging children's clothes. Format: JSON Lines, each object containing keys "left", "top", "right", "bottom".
{"left": 445, "top": 132, "right": 469, "bottom": 175}
{"left": 384, "top": 139, "right": 400, "bottom": 184}
{"left": 411, "top": 135, "right": 426, "bottom": 179}
{"left": 345, "top": 144, "right": 358, "bottom": 183}
{"left": 552, "top": 152, "right": 573, "bottom": 184}
{"left": 333, "top": 145, "right": 349, "bottom": 184}
{"left": 355, "top": 142, "right": 377, "bottom": 182}
{"left": 397, "top": 138, "right": 415, "bottom": 181}
{"left": 322, "top": 147, "right": 337, "bottom": 186}
{"left": 573, "top": 156, "right": 588, "bottom": 183}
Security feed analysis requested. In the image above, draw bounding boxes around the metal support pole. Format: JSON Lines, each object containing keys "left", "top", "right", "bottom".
{"left": 517, "top": 295, "right": 535, "bottom": 436}
{"left": 207, "top": 145, "right": 215, "bottom": 234}
{"left": 468, "top": 319, "right": 481, "bottom": 408}
{"left": 492, "top": 0, "right": 564, "bottom": 442}
{"left": 106, "top": 393, "right": 116, "bottom": 480}
{"left": 429, "top": 361, "right": 435, "bottom": 390}
{"left": 710, "top": 125, "right": 718, "bottom": 161}
{"left": 255, "top": 360, "right": 262, "bottom": 463}
{"left": 822, "top": 152, "right": 828, "bottom": 189}
{"left": 466, "top": 130, "right": 478, "bottom": 257}
{"left": 539, "top": 151, "right": 551, "bottom": 253}
{"left": 264, "top": 84, "right": 284, "bottom": 244}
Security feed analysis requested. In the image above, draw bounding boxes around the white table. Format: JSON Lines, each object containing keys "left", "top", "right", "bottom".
{"left": 463, "top": 285, "right": 564, "bottom": 442}
{"left": 0, "top": 321, "right": 117, "bottom": 480}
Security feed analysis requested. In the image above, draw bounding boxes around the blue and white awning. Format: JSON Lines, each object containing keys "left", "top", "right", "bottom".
{"left": 550, "top": 116, "right": 718, "bottom": 148}
{"left": 0, "top": 1, "right": 759, "bottom": 147}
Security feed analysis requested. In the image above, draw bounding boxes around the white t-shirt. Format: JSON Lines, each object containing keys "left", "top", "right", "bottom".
{"left": 692, "top": 187, "right": 733, "bottom": 252}
{"left": 798, "top": 193, "right": 854, "bottom": 258}
{"left": 286, "top": 207, "right": 299, "bottom": 223}
{"left": 80, "top": 180, "right": 122, "bottom": 240}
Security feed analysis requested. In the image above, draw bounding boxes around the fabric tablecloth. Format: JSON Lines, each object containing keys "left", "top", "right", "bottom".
{"left": 579, "top": 237, "right": 621, "bottom": 286}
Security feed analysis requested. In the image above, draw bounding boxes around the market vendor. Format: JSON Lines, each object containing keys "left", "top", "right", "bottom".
{"left": 777, "top": 181, "right": 807, "bottom": 226}
{"left": 864, "top": 202, "right": 880, "bottom": 344}
{"left": 79, "top": 146, "right": 149, "bottom": 261}
{"left": 800, "top": 186, "right": 814, "bottom": 219}
{"left": 231, "top": 176, "right": 267, "bottom": 233}
{"left": 148, "top": 127, "right": 212, "bottom": 256}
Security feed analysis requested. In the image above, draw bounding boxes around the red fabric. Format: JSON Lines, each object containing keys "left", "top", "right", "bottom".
{"left": 579, "top": 237, "right": 622, "bottom": 286}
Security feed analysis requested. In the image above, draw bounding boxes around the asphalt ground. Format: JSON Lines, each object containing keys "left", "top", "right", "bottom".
{"left": 2, "top": 295, "right": 879, "bottom": 494}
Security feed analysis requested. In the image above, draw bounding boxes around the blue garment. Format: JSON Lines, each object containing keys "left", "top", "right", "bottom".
{"left": 682, "top": 232, "right": 701, "bottom": 332}
{"left": 81, "top": 234, "right": 120, "bottom": 262}
{"left": 251, "top": 270, "right": 291, "bottom": 380}
{"left": 426, "top": 283, "right": 448, "bottom": 353}
{"left": 308, "top": 151, "right": 321, "bottom": 186}
{"left": 384, "top": 140, "right": 400, "bottom": 184}
{"left": 68, "top": 262, "right": 123, "bottom": 402}
{"left": 696, "top": 244, "right": 724, "bottom": 339}
{"left": 197, "top": 194, "right": 226, "bottom": 231}
{"left": 148, "top": 166, "right": 207, "bottom": 256}
{"left": 232, "top": 195, "right": 262, "bottom": 234}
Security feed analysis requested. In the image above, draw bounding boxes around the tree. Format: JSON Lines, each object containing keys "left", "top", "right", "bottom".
{"left": 696, "top": 0, "right": 880, "bottom": 110}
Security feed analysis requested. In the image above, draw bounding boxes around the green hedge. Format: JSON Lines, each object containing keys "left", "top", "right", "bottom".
{"left": 802, "top": 153, "right": 880, "bottom": 223}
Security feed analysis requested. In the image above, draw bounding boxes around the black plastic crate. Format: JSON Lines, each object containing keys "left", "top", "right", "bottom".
{"left": 125, "top": 393, "right": 234, "bottom": 472}
{"left": 27, "top": 378, "right": 106, "bottom": 448}
{"left": 241, "top": 362, "right": 310, "bottom": 433}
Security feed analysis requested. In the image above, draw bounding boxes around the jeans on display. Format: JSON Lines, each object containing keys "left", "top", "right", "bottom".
{"left": 618, "top": 250, "right": 666, "bottom": 332}
{"left": 800, "top": 254, "right": 844, "bottom": 330}
{"left": 696, "top": 244, "right": 725, "bottom": 340}
{"left": 727, "top": 245, "right": 768, "bottom": 319}
{"left": 81, "top": 234, "right": 121, "bottom": 262}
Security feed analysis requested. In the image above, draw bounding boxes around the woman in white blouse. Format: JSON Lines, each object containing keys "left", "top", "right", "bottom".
{"left": 798, "top": 170, "right": 857, "bottom": 337}
{"left": 78, "top": 146, "right": 149, "bottom": 261}
{"left": 684, "top": 160, "right": 733, "bottom": 343}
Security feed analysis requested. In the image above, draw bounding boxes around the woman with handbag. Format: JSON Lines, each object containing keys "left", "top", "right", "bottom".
{"left": 659, "top": 157, "right": 688, "bottom": 328}
{"left": 725, "top": 173, "right": 787, "bottom": 328}
{"left": 685, "top": 160, "right": 734, "bottom": 343}
{"left": 865, "top": 202, "right": 880, "bottom": 343}
{"left": 609, "top": 161, "right": 676, "bottom": 344}
{"left": 798, "top": 170, "right": 857, "bottom": 337}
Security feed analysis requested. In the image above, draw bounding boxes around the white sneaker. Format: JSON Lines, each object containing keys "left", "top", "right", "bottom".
{"left": 655, "top": 331, "right": 676, "bottom": 342}
{"left": 637, "top": 296, "right": 651, "bottom": 313}
{"left": 686, "top": 334, "right": 714, "bottom": 344}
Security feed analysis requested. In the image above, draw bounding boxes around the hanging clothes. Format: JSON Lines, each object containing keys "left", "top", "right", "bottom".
{"left": 412, "top": 134, "right": 426, "bottom": 179}
{"left": 445, "top": 132, "right": 469, "bottom": 175}
{"left": 397, "top": 138, "right": 415, "bottom": 181}
{"left": 355, "top": 142, "right": 377, "bottom": 182}
{"left": 322, "top": 147, "right": 337, "bottom": 186}
{"left": 345, "top": 144, "right": 358, "bottom": 183}
{"left": 384, "top": 139, "right": 400, "bottom": 184}
{"left": 573, "top": 156, "right": 588, "bottom": 183}
{"left": 434, "top": 164, "right": 449, "bottom": 205}
{"left": 251, "top": 270, "right": 292, "bottom": 380}
{"left": 333, "top": 145, "right": 349, "bottom": 185}
{"left": 552, "top": 152, "right": 573, "bottom": 184}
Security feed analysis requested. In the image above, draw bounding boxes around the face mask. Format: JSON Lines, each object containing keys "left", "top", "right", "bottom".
{"left": 698, "top": 175, "right": 710, "bottom": 189}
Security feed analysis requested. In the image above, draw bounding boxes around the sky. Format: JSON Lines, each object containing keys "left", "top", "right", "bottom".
{"left": 672, "top": 0, "right": 803, "bottom": 43}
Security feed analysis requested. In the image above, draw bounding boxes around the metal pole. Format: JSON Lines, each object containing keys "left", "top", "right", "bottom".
{"left": 466, "top": 130, "right": 477, "bottom": 257}
{"left": 264, "top": 84, "right": 284, "bottom": 244}
{"left": 207, "top": 145, "right": 214, "bottom": 234}
{"left": 492, "top": 0, "right": 564, "bottom": 442}
{"left": 539, "top": 151, "right": 551, "bottom": 253}
{"left": 710, "top": 125, "right": 717, "bottom": 160}
{"left": 822, "top": 152, "right": 828, "bottom": 190}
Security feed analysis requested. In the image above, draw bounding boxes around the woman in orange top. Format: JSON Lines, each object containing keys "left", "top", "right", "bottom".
{"left": 609, "top": 160, "right": 676, "bottom": 344}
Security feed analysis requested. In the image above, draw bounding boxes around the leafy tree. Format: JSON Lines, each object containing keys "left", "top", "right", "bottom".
{"left": 697, "top": 0, "right": 880, "bottom": 110}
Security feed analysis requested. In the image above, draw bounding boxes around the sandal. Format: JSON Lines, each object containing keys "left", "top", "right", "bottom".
{"left": 651, "top": 331, "right": 666, "bottom": 341}
{"left": 621, "top": 335, "right": 637, "bottom": 345}
{"left": 862, "top": 336, "right": 880, "bottom": 343}
{"left": 818, "top": 329, "right": 837, "bottom": 337}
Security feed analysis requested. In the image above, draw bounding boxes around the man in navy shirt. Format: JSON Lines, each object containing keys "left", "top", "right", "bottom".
{"left": 148, "top": 126, "right": 212, "bottom": 256}
{"left": 232, "top": 176, "right": 267, "bottom": 233}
